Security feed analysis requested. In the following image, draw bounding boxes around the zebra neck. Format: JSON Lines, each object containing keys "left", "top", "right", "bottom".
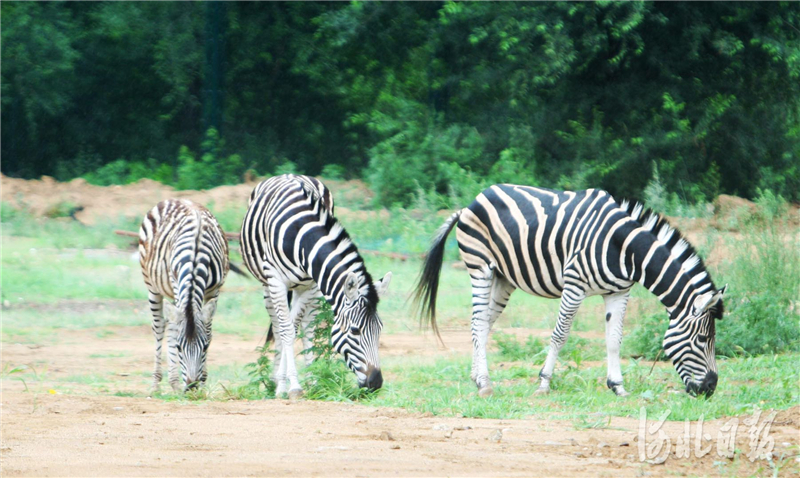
{"left": 634, "top": 249, "right": 711, "bottom": 315}
{"left": 302, "top": 224, "right": 366, "bottom": 315}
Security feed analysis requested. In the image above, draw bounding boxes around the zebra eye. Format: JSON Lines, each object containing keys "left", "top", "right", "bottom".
{"left": 349, "top": 326, "right": 361, "bottom": 336}
{"left": 697, "top": 334, "right": 707, "bottom": 344}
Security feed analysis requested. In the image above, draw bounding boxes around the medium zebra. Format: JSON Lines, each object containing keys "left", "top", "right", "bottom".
{"left": 240, "top": 174, "right": 392, "bottom": 398}
{"left": 139, "top": 199, "right": 230, "bottom": 393}
{"left": 414, "top": 185, "right": 726, "bottom": 397}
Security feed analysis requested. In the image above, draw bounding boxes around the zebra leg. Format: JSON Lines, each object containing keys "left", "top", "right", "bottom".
{"left": 261, "top": 287, "right": 285, "bottom": 391}
{"left": 199, "top": 297, "right": 218, "bottom": 384}
{"left": 537, "top": 283, "right": 586, "bottom": 395}
{"left": 603, "top": 290, "right": 631, "bottom": 396}
{"left": 148, "top": 292, "right": 165, "bottom": 395}
{"left": 470, "top": 270, "right": 515, "bottom": 398}
{"left": 166, "top": 313, "right": 182, "bottom": 392}
{"left": 267, "top": 278, "right": 304, "bottom": 399}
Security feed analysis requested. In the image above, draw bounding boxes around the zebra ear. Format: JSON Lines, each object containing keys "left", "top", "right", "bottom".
{"left": 692, "top": 286, "right": 727, "bottom": 316}
{"left": 375, "top": 272, "right": 392, "bottom": 297}
{"left": 344, "top": 272, "right": 359, "bottom": 302}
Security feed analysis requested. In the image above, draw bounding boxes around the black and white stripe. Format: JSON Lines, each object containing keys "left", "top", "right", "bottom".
{"left": 414, "top": 185, "right": 726, "bottom": 397}
{"left": 139, "top": 199, "right": 229, "bottom": 393}
{"left": 240, "top": 174, "right": 391, "bottom": 397}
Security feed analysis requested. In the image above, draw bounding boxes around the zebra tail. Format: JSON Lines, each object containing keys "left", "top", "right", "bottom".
{"left": 229, "top": 262, "right": 250, "bottom": 278}
{"left": 264, "top": 324, "right": 274, "bottom": 346}
{"left": 412, "top": 210, "right": 462, "bottom": 346}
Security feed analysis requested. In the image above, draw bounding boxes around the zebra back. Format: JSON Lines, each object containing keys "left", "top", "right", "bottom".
{"left": 139, "top": 199, "right": 229, "bottom": 328}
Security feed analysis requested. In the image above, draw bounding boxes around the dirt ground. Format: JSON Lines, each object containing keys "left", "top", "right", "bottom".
{"left": 0, "top": 174, "right": 378, "bottom": 226}
{"left": 2, "top": 326, "right": 799, "bottom": 477}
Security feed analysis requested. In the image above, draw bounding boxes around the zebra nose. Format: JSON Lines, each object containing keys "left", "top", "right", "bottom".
{"left": 687, "top": 371, "right": 717, "bottom": 398}
{"left": 365, "top": 366, "right": 383, "bottom": 391}
{"left": 699, "top": 371, "right": 718, "bottom": 397}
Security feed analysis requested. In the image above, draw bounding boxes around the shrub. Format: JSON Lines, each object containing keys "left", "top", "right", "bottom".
{"left": 175, "top": 129, "right": 246, "bottom": 190}
{"left": 320, "top": 164, "right": 346, "bottom": 180}
{"left": 716, "top": 191, "right": 800, "bottom": 357}
{"left": 300, "top": 299, "right": 375, "bottom": 401}
{"left": 232, "top": 344, "right": 276, "bottom": 399}
{"left": 274, "top": 160, "right": 301, "bottom": 176}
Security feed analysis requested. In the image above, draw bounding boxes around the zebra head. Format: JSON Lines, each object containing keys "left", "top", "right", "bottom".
{"left": 333, "top": 271, "right": 392, "bottom": 390}
{"left": 175, "top": 306, "right": 212, "bottom": 391}
{"left": 664, "top": 285, "right": 727, "bottom": 397}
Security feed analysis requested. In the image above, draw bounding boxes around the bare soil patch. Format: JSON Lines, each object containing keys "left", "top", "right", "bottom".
{"left": 3, "top": 328, "right": 798, "bottom": 477}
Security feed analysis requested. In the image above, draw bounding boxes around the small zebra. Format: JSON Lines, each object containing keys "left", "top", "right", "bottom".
{"left": 240, "top": 174, "right": 392, "bottom": 398}
{"left": 414, "top": 185, "right": 726, "bottom": 397}
{"left": 139, "top": 199, "right": 230, "bottom": 393}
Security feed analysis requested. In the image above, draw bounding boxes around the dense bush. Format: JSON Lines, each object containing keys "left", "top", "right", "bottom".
{"left": 5, "top": 3, "right": 799, "bottom": 204}
{"left": 715, "top": 192, "right": 800, "bottom": 357}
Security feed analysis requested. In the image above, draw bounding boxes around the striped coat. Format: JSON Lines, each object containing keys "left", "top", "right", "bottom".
{"left": 139, "top": 199, "right": 229, "bottom": 392}
{"left": 240, "top": 175, "right": 391, "bottom": 397}
{"left": 415, "top": 185, "right": 726, "bottom": 397}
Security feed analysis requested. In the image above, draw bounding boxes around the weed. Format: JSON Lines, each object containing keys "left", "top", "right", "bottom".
{"left": 300, "top": 299, "right": 375, "bottom": 401}
{"left": 232, "top": 344, "right": 276, "bottom": 400}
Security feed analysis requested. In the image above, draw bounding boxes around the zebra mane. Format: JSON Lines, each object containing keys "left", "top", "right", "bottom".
{"left": 618, "top": 199, "right": 718, "bottom": 304}
{"left": 321, "top": 206, "right": 379, "bottom": 312}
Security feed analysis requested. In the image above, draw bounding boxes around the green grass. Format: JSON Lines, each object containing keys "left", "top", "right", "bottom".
{"left": 2, "top": 198, "right": 798, "bottom": 424}
{"left": 369, "top": 353, "right": 799, "bottom": 422}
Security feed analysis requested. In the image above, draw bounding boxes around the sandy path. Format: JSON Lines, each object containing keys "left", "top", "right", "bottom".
{"left": 2, "top": 328, "right": 798, "bottom": 477}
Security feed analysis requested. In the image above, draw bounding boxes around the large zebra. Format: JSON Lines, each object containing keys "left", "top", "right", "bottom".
{"left": 414, "top": 185, "right": 726, "bottom": 398}
{"left": 240, "top": 174, "right": 392, "bottom": 398}
{"left": 139, "top": 199, "right": 230, "bottom": 393}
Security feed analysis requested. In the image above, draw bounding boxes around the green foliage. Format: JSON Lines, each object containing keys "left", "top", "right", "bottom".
{"left": 274, "top": 160, "right": 302, "bottom": 176}
{"left": 625, "top": 312, "right": 667, "bottom": 361}
{"left": 300, "top": 299, "right": 375, "bottom": 401}
{"left": 4, "top": 3, "right": 800, "bottom": 202}
{"left": 320, "top": 164, "right": 346, "bottom": 180}
{"left": 302, "top": 298, "right": 337, "bottom": 362}
{"left": 176, "top": 128, "right": 245, "bottom": 190}
{"left": 82, "top": 158, "right": 174, "bottom": 187}
{"left": 643, "top": 162, "right": 712, "bottom": 218}
{"left": 43, "top": 201, "right": 81, "bottom": 219}
{"left": 233, "top": 345, "right": 276, "bottom": 399}
{"left": 493, "top": 332, "right": 547, "bottom": 363}
{"left": 716, "top": 193, "right": 800, "bottom": 357}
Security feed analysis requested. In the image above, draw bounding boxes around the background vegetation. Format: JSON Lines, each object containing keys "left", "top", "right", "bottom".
{"left": 3, "top": 2, "right": 800, "bottom": 207}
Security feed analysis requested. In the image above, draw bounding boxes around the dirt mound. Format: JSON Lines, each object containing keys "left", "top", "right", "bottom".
{"left": 1, "top": 174, "right": 374, "bottom": 225}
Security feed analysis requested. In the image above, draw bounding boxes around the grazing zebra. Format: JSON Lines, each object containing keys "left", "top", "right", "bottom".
{"left": 139, "top": 199, "right": 230, "bottom": 393}
{"left": 240, "top": 174, "right": 392, "bottom": 398}
{"left": 414, "top": 185, "right": 726, "bottom": 398}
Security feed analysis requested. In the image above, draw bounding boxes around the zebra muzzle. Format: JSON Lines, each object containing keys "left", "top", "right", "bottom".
{"left": 363, "top": 365, "right": 383, "bottom": 391}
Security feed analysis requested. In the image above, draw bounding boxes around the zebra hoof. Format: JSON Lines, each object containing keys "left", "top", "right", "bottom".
{"left": 614, "top": 388, "right": 630, "bottom": 397}
{"left": 288, "top": 389, "right": 304, "bottom": 400}
{"left": 478, "top": 387, "right": 494, "bottom": 398}
{"left": 534, "top": 387, "right": 550, "bottom": 396}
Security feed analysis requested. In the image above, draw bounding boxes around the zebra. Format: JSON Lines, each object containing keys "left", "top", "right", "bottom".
{"left": 240, "top": 174, "right": 392, "bottom": 398}
{"left": 414, "top": 185, "right": 726, "bottom": 398}
{"left": 139, "top": 199, "right": 230, "bottom": 393}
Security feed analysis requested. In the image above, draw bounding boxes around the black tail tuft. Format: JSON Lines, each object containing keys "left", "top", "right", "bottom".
{"left": 265, "top": 324, "right": 274, "bottom": 346}
{"left": 412, "top": 211, "right": 461, "bottom": 346}
{"left": 229, "top": 262, "right": 250, "bottom": 278}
